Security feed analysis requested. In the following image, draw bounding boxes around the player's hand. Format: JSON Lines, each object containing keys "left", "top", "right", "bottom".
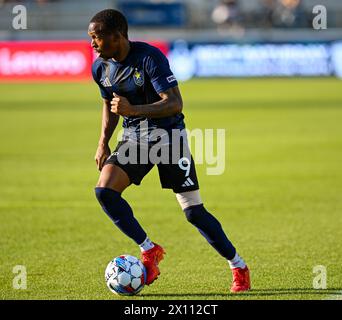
{"left": 95, "top": 143, "right": 111, "bottom": 171}
{"left": 110, "top": 93, "right": 136, "bottom": 116}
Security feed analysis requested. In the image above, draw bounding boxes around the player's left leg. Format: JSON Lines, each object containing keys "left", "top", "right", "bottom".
{"left": 176, "top": 190, "right": 251, "bottom": 293}
{"left": 157, "top": 132, "right": 250, "bottom": 292}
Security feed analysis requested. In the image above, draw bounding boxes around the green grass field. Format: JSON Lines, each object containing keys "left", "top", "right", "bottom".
{"left": 0, "top": 78, "right": 341, "bottom": 300}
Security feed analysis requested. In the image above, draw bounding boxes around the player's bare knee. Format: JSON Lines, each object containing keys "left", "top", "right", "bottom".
{"left": 96, "top": 168, "right": 130, "bottom": 192}
{"left": 95, "top": 182, "right": 127, "bottom": 195}
{"left": 95, "top": 177, "right": 112, "bottom": 189}
{"left": 95, "top": 179, "right": 111, "bottom": 188}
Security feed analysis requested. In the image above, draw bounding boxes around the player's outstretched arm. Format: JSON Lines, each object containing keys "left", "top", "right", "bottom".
{"left": 95, "top": 99, "right": 120, "bottom": 171}
{"left": 110, "top": 86, "right": 183, "bottom": 118}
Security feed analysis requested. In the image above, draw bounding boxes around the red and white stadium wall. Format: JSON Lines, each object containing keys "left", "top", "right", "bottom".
{"left": 0, "top": 41, "right": 93, "bottom": 82}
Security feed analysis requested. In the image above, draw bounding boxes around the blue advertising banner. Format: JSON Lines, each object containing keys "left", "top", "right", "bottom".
{"left": 168, "top": 40, "right": 342, "bottom": 81}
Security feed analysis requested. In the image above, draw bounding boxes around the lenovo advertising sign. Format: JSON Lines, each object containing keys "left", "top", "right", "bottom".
{"left": 0, "top": 40, "right": 170, "bottom": 82}
{"left": 0, "top": 41, "right": 93, "bottom": 81}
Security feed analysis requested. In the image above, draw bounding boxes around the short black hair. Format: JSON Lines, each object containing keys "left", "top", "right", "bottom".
{"left": 90, "top": 9, "right": 128, "bottom": 39}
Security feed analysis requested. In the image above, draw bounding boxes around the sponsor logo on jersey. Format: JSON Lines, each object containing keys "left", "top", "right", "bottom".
{"left": 182, "top": 177, "right": 195, "bottom": 187}
{"left": 133, "top": 69, "right": 144, "bottom": 86}
{"left": 167, "top": 75, "right": 176, "bottom": 83}
{"left": 101, "top": 76, "right": 112, "bottom": 87}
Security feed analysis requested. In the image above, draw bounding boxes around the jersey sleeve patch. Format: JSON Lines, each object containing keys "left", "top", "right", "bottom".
{"left": 167, "top": 75, "right": 177, "bottom": 83}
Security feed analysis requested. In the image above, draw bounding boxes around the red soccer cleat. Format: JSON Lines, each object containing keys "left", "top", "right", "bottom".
{"left": 230, "top": 266, "right": 251, "bottom": 293}
{"left": 141, "top": 243, "right": 165, "bottom": 285}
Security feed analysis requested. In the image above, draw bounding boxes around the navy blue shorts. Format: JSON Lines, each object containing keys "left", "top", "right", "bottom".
{"left": 104, "top": 138, "right": 199, "bottom": 193}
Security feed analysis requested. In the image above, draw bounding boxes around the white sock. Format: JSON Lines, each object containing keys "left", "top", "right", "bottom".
{"left": 139, "top": 237, "right": 155, "bottom": 252}
{"left": 228, "top": 253, "right": 246, "bottom": 269}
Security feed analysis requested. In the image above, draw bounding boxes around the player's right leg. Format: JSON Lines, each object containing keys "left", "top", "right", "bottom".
{"left": 94, "top": 156, "right": 165, "bottom": 285}
{"left": 95, "top": 163, "right": 149, "bottom": 247}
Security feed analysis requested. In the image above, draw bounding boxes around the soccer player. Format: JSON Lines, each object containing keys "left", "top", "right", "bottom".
{"left": 88, "top": 9, "right": 250, "bottom": 293}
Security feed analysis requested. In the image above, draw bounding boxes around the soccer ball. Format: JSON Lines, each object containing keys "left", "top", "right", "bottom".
{"left": 105, "top": 254, "right": 147, "bottom": 296}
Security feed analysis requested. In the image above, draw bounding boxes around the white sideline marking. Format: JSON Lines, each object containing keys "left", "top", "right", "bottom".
{"left": 323, "top": 290, "right": 342, "bottom": 300}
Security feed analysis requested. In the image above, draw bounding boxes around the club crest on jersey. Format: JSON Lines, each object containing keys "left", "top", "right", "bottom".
{"left": 133, "top": 69, "right": 144, "bottom": 87}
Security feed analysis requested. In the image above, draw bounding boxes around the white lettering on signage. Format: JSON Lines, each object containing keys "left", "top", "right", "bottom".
{"left": 0, "top": 49, "right": 87, "bottom": 75}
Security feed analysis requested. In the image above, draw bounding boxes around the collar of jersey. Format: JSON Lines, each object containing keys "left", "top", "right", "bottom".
{"left": 110, "top": 41, "right": 134, "bottom": 65}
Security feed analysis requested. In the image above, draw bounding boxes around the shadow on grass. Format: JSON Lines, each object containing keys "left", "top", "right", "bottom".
{"left": 140, "top": 288, "right": 342, "bottom": 298}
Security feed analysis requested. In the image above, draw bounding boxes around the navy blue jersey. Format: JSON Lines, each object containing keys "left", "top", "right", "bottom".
{"left": 92, "top": 41, "right": 185, "bottom": 136}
